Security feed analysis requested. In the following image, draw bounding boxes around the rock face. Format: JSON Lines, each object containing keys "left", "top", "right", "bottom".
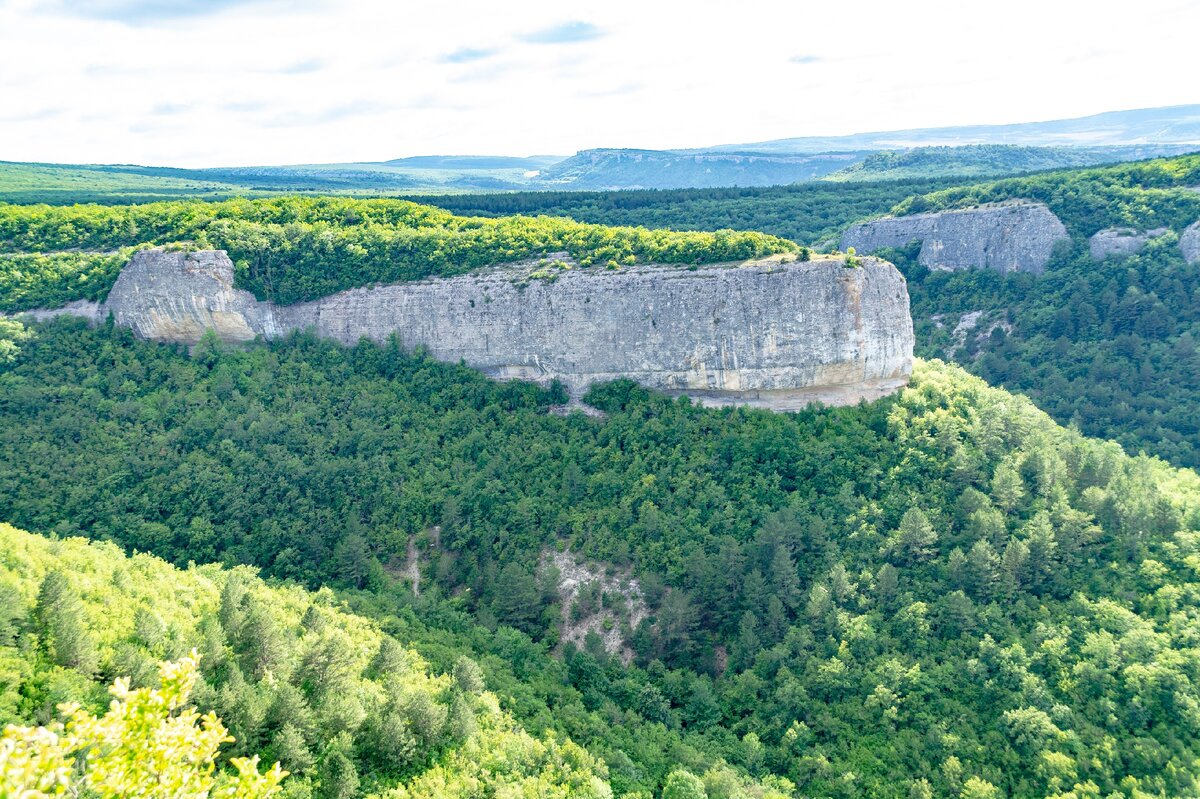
{"left": 105, "top": 250, "right": 286, "bottom": 342}
{"left": 1089, "top": 227, "right": 1170, "bottom": 260}
{"left": 841, "top": 201, "right": 1070, "bottom": 274}
{"left": 1182, "top": 221, "right": 1200, "bottom": 264}
{"left": 29, "top": 248, "right": 915, "bottom": 409}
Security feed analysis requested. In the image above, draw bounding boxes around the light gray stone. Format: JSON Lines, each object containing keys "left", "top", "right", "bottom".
{"left": 1182, "top": 221, "right": 1200, "bottom": 264}
{"left": 11, "top": 299, "right": 104, "bottom": 325}
{"left": 31, "top": 248, "right": 916, "bottom": 410}
{"left": 841, "top": 201, "right": 1070, "bottom": 275}
{"left": 105, "top": 249, "right": 286, "bottom": 342}
{"left": 1089, "top": 227, "right": 1170, "bottom": 260}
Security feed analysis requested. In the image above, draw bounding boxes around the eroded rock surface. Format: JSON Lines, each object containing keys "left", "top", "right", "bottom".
{"left": 841, "top": 201, "right": 1070, "bottom": 275}
{"left": 11, "top": 299, "right": 104, "bottom": 325}
{"left": 106, "top": 250, "right": 284, "bottom": 342}
{"left": 21, "top": 248, "right": 915, "bottom": 410}
{"left": 544, "top": 550, "right": 648, "bottom": 664}
{"left": 1182, "top": 221, "right": 1200, "bottom": 264}
{"left": 1089, "top": 227, "right": 1170, "bottom": 260}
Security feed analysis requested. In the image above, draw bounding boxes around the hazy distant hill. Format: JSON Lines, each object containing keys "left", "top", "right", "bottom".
{"left": 0, "top": 159, "right": 542, "bottom": 202}
{"left": 823, "top": 143, "right": 1200, "bottom": 181}
{"left": 534, "top": 148, "right": 867, "bottom": 189}
{"left": 702, "top": 103, "right": 1200, "bottom": 154}
{"left": 4, "top": 105, "right": 1200, "bottom": 201}
{"left": 381, "top": 154, "right": 563, "bottom": 170}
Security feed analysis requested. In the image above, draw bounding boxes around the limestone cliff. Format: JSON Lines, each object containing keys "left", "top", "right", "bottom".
{"left": 1182, "top": 221, "right": 1200, "bottom": 264}
{"left": 1089, "top": 227, "right": 1170, "bottom": 260}
{"left": 26, "top": 249, "right": 915, "bottom": 409}
{"left": 841, "top": 201, "right": 1070, "bottom": 274}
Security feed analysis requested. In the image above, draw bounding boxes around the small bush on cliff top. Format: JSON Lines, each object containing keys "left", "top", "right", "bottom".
{"left": 0, "top": 196, "right": 797, "bottom": 309}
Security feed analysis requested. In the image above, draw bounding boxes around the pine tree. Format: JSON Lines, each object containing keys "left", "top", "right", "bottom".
{"left": 991, "top": 462, "right": 1026, "bottom": 513}
{"left": 967, "top": 540, "right": 1000, "bottom": 601}
{"left": 489, "top": 563, "right": 541, "bottom": 634}
{"left": 732, "top": 611, "right": 761, "bottom": 671}
{"left": 947, "top": 548, "right": 969, "bottom": 590}
{"left": 32, "top": 570, "right": 96, "bottom": 674}
{"left": 316, "top": 733, "right": 359, "bottom": 799}
{"left": 452, "top": 656, "right": 485, "bottom": 695}
{"left": 890, "top": 508, "right": 939, "bottom": 563}
{"left": 769, "top": 545, "right": 801, "bottom": 611}
{"left": 763, "top": 596, "right": 788, "bottom": 645}
{"left": 875, "top": 563, "right": 899, "bottom": 610}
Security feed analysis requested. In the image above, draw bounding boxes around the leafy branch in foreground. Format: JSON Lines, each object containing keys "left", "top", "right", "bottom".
{"left": 0, "top": 652, "right": 287, "bottom": 799}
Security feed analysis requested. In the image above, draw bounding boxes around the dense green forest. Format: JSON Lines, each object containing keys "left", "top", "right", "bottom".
{"left": 886, "top": 233, "right": 1200, "bottom": 469}
{"left": 890, "top": 155, "right": 1200, "bottom": 235}
{"left": 0, "top": 159, "right": 557, "bottom": 204}
{"left": 427, "top": 156, "right": 1200, "bottom": 470}
{"left": 4, "top": 318, "right": 1200, "bottom": 798}
{"left": 6, "top": 156, "right": 1200, "bottom": 797}
{"left": 880, "top": 155, "right": 1200, "bottom": 469}
{"left": 416, "top": 177, "right": 971, "bottom": 246}
{"left": 823, "top": 144, "right": 1199, "bottom": 183}
{"left": 0, "top": 521, "right": 636, "bottom": 798}
{"left": 0, "top": 197, "right": 795, "bottom": 310}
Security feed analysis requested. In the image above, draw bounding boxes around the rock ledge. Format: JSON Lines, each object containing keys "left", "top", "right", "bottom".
{"left": 19, "top": 249, "right": 915, "bottom": 410}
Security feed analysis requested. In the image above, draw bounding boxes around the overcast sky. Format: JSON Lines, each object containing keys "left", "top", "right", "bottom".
{"left": 1, "top": 0, "right": 1197, "bottom": 167}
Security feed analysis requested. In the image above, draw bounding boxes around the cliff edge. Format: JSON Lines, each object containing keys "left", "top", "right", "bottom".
{"left": 1182, "top": 221, "right": 1200, "bottom": 264}
{"left": 27, "top": 249, "right": 916, "bottom": 410}
{"left": 841, "top": 201, "right": 1070, "bottom": 274}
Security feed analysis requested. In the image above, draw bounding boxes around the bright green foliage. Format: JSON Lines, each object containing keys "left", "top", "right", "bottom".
{"left": 380, "top": 728, "right": 612, "bottom": 799}
{"left": 890, "top": 153, "right": 1200, "bottom": 236}
{"left": 0, "top": 522, "right": 633, "bottom": 799}
{"left": 894, "top": 222, "right": 1200, "bottom": 469}
{"left": 662, "top": 769, "right": 708, "bottom": 799}
{"left": 423, "top": 177, "right": 971, "bottom": 247}
{"left": 432, "top": 155, "right": 1200, "bottom": 469}
{"left": 4, "top": 317, "right": 1200, "bottom": 797}
{"left": 0, "top": 249, "right": 135, "bottom": 310}
{"left": 959, "top": 776, "right": 1004, "bottom": 799}
{"left": 0, "top": 197, "right": 796, "bottom": 309}
{"left": 0, "top": 318, "right": 32, "bottom": 363}
{"left": 32, "top": 570, "right": 96, "bottom": 674}
{"left": 0, "top": 652, "right": 286, "bottom": 798}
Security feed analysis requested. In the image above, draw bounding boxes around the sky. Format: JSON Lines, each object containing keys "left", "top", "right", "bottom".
{"left": 0, "top": 0, "right": 1197, "bottom": 167}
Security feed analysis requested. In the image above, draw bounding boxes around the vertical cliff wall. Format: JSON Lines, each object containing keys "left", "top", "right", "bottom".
{"left": 841, "top": 201, "right": 1070, "bottom": 274}
{"left": 30, "top": 249, "right": 916, "bottom": 409}
{"left": 1183, "top": 221, "right": 1200, "bottom": 264}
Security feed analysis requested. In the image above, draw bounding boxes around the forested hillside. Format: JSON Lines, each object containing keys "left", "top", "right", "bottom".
{"left": 4, "top": 317, "right": 1200, "bottom": 798}
{"left": 0, "top": 158, "right": 558, "bottom": 204}
{"left": 889, "top": 155, "right": 1200, "bottom": 235}
{"left": 0, "top": 197, "right": 794, "bottom": 310}
{"left": 431, "top": 156, "right": 1200, "bottom": 470}
{"left": 0, "top": 521, "right": 632, "bottom": 799}
{"left": 822, "top": 144, "right": 1198, "bottom": 182}
{"left": 419, "top": 178, "right": 972, "bottom": 246}
{"left": 879, "top": 155, "right": 1200, "bottom": 468}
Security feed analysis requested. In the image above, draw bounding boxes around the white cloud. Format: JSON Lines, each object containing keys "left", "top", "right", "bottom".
{"left": 0, "top": 0, "right": 1197, "bottom": 166}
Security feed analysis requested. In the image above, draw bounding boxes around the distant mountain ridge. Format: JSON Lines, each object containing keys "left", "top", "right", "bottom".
{"left": 533, "top": 148, "right": 868, "bottom": 189}
{"left": 824, "top": 143, "right": 1200, "bottom": 182}
{"left": 380, "top": 154, "right": 563, "bottom": 170}
{"left": 700, "top": 103, "right": 1200, "bottom": 154}
{"left": 3, "top": 104, "right": 1200, "bottom": 200}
